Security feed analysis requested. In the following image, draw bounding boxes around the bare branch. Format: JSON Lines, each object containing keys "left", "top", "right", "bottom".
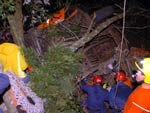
{"left": 70, "top": 13, "right": 123, "bottom": 52}
{"left": 119, "top": 26, "right": 150, "bottom": 29}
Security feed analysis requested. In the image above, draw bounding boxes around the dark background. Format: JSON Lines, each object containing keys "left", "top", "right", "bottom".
{"left": 72, "top": 0, "right": 150, "bottom": 50}
{"left": 22, "top": 0, "right": 150, "bottom": 51}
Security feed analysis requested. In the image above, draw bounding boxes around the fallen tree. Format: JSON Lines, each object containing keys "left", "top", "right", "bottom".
{"left": 70, "top": 13, "right": 123, "bottom": 52}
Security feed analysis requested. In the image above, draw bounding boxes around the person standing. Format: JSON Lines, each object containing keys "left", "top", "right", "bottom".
{"left": 0, "top": 42, "right": 31, "bottom": 83}
{"left": 124, "top": 57, "right": 150, "bottom": 113}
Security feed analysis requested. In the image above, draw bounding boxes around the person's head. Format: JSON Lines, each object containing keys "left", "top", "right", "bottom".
{"left": 135, "top": 70, "right": 145, "bottom": 83}
{"left": 114, "top": 70, "right": 126, "bottom": 82}
{"left": 135, "top": 57, "right": 150, "bottom": 84}
{"left": 92, "top": 75, "right": 103, "bottom": 84}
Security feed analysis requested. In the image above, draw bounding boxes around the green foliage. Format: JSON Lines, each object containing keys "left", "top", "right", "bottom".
{"left": 47, "top": 26, "right": 66, "bottom": 38}
{"left": 46, "top": 26, "right": 75, "bottom": 40}
{"left": 24, "top": 46, "right": 84, "bottom": 113}
{"left": 23, "top": 2, "right": 48, "bottom": 28}
{"left": 46, "top": 24, "right": 81, "bottom": 41}
{"left": 22, "top": 48, "right": 40, "bottom": 68}
{"left": 0, "top": 0, "right": 15, "bottom": 19}
{"left": 23, "top": 0, "right": 76, "bottom": 28}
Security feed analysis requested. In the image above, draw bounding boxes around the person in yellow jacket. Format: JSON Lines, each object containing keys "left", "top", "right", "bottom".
{"left": 124, "top": 57, "right": 150, "bottom": 113}
{"left": 0, "top": 42, "right": 31, "bottom": 83}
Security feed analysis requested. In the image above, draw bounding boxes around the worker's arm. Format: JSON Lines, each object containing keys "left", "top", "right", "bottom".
{"left": 80, "top": 79, "right": 90, "bottom": 92}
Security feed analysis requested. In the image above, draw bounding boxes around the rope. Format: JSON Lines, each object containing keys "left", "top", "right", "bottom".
{"left": 114, "top": 0, "right": 127, "bottom": 110}
{"left": 118, "top": 0, "right": 127, "bottom": 70}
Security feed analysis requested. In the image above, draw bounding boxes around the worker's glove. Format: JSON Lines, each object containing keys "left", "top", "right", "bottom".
{"left": 16, "top": 105, "right": 27, "bottom": 113}
{"left": 103, "top": 83, "right": 108, "bottom": 89}
{"left": 106, "top": 86, "right": 112, "bottom": 92}
{"left": 107, "top": 64, "right": 117, "bottom": 72}
{"left": 108, "top": 63, "right": 113, "bottom": 70}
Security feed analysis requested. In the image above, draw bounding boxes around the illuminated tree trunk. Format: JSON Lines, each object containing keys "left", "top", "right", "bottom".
{"left": 7, "top": 0, "right": 25, "bottom": 48}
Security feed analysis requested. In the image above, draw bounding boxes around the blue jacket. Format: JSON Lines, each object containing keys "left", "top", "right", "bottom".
{"left": 80, "top": 80, "right": 109, "bottom": 113}
{"left": 109, "top": 82, "right": 132, "bottom": 112}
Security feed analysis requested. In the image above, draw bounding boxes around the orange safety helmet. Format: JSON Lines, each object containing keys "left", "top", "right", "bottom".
{"left": 114, "top": 70, "right": 126, "bottom": 81}
{"left": 93, "top": 75, "right": 103, "bottom": 84}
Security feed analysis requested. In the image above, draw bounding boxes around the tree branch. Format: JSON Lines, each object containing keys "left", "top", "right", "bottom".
{"left": 70, "top": 13, "right": 123, "bottom": 52}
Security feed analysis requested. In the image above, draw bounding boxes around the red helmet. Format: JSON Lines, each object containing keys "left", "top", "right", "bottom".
{"left": 114, "top": 71, "right": 126, "bottom": 81}
{"left": 93, "top": 75, "right": 103, "bottom": 84}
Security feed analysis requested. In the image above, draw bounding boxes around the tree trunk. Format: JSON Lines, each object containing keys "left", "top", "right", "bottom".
{"left": 7, "top": 0, "right": 25, "bottom": 48}
{"left": 70, "top": 13, "right": 123, "bottom": 52}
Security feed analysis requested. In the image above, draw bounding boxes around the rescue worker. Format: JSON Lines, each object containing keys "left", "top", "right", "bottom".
{"left": 109, "top": 70, "right": 133, "bottom": 113}
{"left": 0, "top": 42, "right": 31, "bottom": 83}
{"left": 0, "top": 63, "right": 10, "bottom": 113}
{"left": 124, "top": 57, "right": 150, "bottom": 113}
{"left": 80, "top": 75, "right": 109, "bottom": 113}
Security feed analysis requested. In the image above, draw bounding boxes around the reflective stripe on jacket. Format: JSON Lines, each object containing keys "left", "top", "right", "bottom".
{"left": 124, "top": 85, "right": 150, "bottom": 113}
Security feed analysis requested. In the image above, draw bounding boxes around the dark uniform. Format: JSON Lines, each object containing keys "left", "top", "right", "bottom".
{"left": 109, "top": 82, "right": 132, "bottom": 113}
{"left": 81, "top": 80, "right": 109, "bottom": 113}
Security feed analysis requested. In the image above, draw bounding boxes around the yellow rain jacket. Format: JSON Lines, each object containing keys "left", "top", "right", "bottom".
{"left": 0, "top": 43, "right": 28, "bottom": 78}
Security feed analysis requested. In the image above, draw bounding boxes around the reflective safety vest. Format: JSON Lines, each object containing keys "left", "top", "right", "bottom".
{"left": 0, "top": 43, "right": 28, "bottom": 78}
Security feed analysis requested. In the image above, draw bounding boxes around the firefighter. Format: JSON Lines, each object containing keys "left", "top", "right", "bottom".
{"left": 109, "top": 70, "right": 133, "bottom": 113}
{"left": 80, "top": 75, "right": 109, "bottom": 113}
{"left": 0, "top": 42, "right": 32, "bottom": 83}
{"left": 124, "top": 57, "right": 150, "bottom": 113}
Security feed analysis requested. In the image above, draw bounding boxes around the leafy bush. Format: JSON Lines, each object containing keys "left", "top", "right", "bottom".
{"left": 24, "top": 46, "right": 84, "bottom": 113}
{"left": 0, "top": 0, "right": 15, "bottom": 19}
